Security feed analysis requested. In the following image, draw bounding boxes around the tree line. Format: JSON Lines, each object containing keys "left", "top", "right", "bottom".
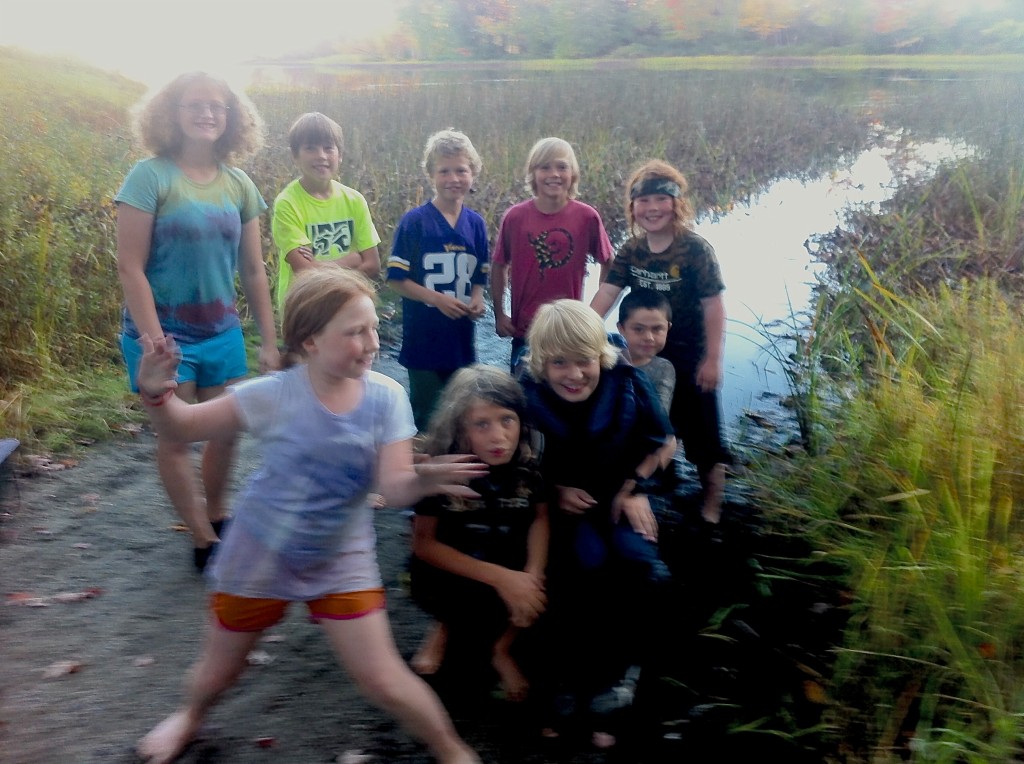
{"left": 355, "top": 0, "right": 1024, "bottom": 61}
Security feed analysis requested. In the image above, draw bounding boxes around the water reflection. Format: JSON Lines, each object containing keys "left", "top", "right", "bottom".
{"left": 583, "top": 133, "right": 970, "bottom": 433}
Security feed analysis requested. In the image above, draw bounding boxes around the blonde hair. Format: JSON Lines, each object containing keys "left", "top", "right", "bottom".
{"left": 281, "top": 269, "right": 377, "bottom": 368}
{"left": 133, "top": 71, "right": 265, "bottom": 164}
{"left": 421, "top": 128, "right": 482, "bottom": 178}
{"left": 421, "top": 364, "right": 537, "bottom": 463}
{"left": 625, "top": 159, "right": 695, "bottom": 239}
{"left": 525, "top": 299, "right": 618, "bottom": 380}
{"left": 524, "top": 137, "right": 580, "bottom": 199}
{"left": 288, "top": 112, "right": 344, "bottom": 156}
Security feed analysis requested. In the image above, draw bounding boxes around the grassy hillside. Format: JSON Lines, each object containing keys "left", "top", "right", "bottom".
{"left": 0, "top": 48, "right": 145, "bottom": 450}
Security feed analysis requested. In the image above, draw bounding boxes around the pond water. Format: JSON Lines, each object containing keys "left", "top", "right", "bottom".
{"left": 573, "top": 133, "right": 968, "bottom": 436}
{"left": 417, "top": 128, "right": 968, "bottom": 438}
{"left": 376, "top": 131, "right": 971, "bottom": 437}
{"left": 301, "top": 65, "right": 1003, "bottom": 436}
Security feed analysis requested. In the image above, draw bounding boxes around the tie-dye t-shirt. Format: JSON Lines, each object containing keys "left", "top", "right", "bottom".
{"left": 116, "top": 157, "right": 267, "bottom": 343}
{"left": 209, "top": 366, "right": 416, "bottom": 600}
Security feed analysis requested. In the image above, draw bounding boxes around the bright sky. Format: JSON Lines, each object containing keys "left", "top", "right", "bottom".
{"left": 0, "top": 0, "right": 400, "bottom": 87}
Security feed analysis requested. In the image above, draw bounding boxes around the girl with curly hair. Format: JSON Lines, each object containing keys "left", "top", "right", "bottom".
{"left": 116, "top": 71, "right": 280, "bottom": 572}
{"left": 410, "top": 364, "right": 549, "bottom": 702}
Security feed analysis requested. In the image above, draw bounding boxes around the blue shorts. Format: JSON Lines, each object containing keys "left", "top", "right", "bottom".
{"left": 121, "top": 327, "right": 248, "bottom": 392}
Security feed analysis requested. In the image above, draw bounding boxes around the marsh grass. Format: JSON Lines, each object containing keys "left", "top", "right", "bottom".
{"left": 753, "top": 196, "right": 1024, "bottom": 757}
{"left": 0, "top": 50, "right": 142, "bottom": 447}
{"left": 245, "top": 67, "right": 878, "bottom": 244}
{"left": 4, "top": 60, "right": 879, "bottom": 448}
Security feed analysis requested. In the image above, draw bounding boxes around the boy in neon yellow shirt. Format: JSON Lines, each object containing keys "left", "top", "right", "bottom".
{"left": 272, "top": 112, "right": 381, "bottom": 311}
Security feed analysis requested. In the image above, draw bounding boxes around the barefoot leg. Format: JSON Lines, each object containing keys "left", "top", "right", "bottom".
{"left": 137, "top": 709, "right": 203, "bottom": 764}
{"left": 411, "top": 621, "right": 448, "bottom": 676}
{"left": 196, "top": 381, "right": 238, "bottom": 526}
{"left": 137, "top": 619, "right": 261, "bottom": 763}
{"left": 491, "top": 627, "right": 529, "bottom": 702}
{"left": 700, "top": 462, "right": 725, "bottom": 524}
{"left": 322, "top": 610, "right": 479, "bottom": 763}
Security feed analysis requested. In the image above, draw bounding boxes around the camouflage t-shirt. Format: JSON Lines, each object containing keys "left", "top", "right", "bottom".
{"left": 607, "top": 231, "right": 724, "bottom": 366}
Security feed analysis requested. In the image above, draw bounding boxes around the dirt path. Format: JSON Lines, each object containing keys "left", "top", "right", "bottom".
{"left": 0, "top": 333, "right": 641, "bottom": 763}
{"left": 2, "top": 427, "right": 649, "bottom": 764}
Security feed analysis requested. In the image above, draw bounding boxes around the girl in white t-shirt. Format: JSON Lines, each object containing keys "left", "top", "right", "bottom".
{"left": 134, "top": 269, "right": 483, "bottom": 764}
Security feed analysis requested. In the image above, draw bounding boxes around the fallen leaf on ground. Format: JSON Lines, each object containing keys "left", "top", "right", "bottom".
{"left": 42, "top": 660, "right": 83, "bottom": 678}
{"left": 169, "top": 524, "right": 189, "bottom": 533}
{"left": 6, "top": 593, "right": 49, "bottom": 607}
{"left": 256, "top": 737, "right": 275, "bottom": 748}
{"left": 337, "top": 751, "right": 373, "bottom": 763}
{"left": 6, "top": 588, "right": 101, "bottom": 606}
{"left": 246, "top": 650, "right": 274, "bottom": 666}
{"left": 51, "top": 592, "right": 91, "bottom": 603}
{"left": 803, "top": 679, "right": 828, "bottom": 704}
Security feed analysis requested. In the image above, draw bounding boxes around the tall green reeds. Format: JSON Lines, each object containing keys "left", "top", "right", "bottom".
{"left": 752, "top": 265, "right": 1024, "bottom": 760}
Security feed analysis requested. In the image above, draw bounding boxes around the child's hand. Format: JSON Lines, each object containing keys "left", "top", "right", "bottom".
{"left": 258, "top": 342, "right": 281, "bottom": 375}
{"left": 556, "top": 485, "right": 597, "bottom": 514}
{"left": 695, "top": 356, "right": 722, "bottom": 392}
{"left": 495, "top": 569, "right": 546, "bottom": 627}
{"left": 467, "top": 294, "right": 486, "bottom": 321}
{"left": 136, "top": 333, "right": 180, "bottom": 399}
{"left": 612, "top": 492, "right": 658, "bottom": 542}
{"left": 495, "top": 315, "right": 516, "bottom": 338}
{"left": 415, "top": 454, "right": 487, "bottom": 497}
{"left": 431, "top": 293, "right": 471, "bottom": 320}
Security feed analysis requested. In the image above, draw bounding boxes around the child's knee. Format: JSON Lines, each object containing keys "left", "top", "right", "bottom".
{"left": 354, "top": 664, "right": 414, "bottom": 706}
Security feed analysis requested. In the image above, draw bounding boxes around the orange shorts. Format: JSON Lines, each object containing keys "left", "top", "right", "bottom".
{"left": 210, "top": 589, "right": 386, "bottom": 632}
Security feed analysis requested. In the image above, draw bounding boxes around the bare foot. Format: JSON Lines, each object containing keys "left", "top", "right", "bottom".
{"left": 440, "top": 743, "right": 481, "bottom": 764}
{"left": 136, "top": 709, "right": 201, "bottom": 763}
{"left": 700, "top": 501, "right": 722, "bottom": 524}
{"left": 411, "top": 622, "right": 447, "bottom": 675}
{"left": 592, "top": 730, "right": 616, "bottom": 748}
{"left": 491, "top": 649, "right": 529, "bottom": 702}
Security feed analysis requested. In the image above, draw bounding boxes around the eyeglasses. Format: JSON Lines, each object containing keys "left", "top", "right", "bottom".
{"left": 178, "top": 102, "right": 230, "bottom": 116}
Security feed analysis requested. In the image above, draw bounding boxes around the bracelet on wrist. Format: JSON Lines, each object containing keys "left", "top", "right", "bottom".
{"left": 140, "top": 389, "right": 173, "bottom": 407}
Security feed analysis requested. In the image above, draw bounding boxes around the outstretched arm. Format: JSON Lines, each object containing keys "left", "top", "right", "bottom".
{"left": 136, "top": 334, "right": 244, "bottom": 442}
{"left": 376, "top": 438, "right": 487, "bottom": 508}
